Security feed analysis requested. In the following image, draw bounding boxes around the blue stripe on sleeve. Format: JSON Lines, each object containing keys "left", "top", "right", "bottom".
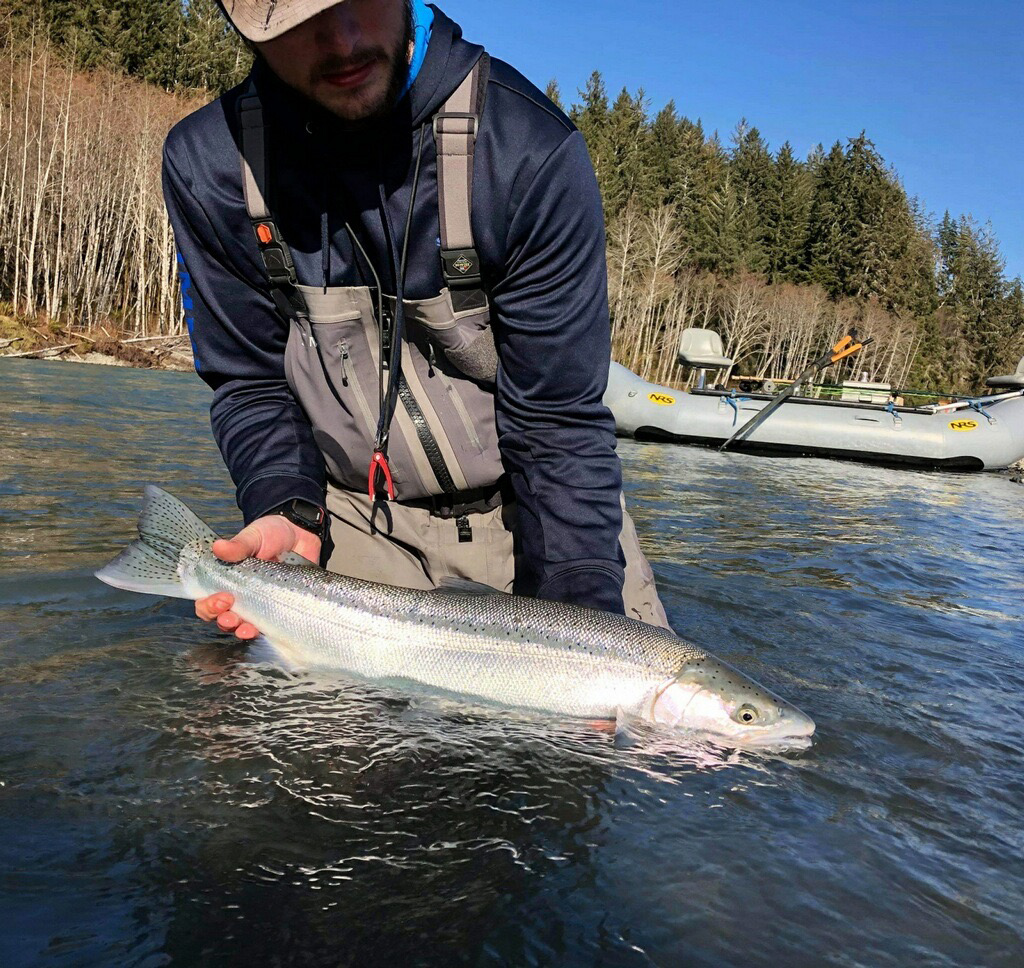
{"left": 176, "top": 251, "right": 201, "bottom": 373}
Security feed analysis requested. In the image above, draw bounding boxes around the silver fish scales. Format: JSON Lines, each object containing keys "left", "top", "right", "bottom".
{"left": 98, "top": 487, "right": 816, "bottom": 749}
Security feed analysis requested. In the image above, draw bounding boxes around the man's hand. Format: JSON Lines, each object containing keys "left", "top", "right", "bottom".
{"left": 195, "top": 515, "right": 322, "bottom": 640}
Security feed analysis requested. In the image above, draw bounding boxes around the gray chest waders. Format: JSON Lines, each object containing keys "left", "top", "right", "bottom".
{"left": 237, "top": 57, "right": 503, "bottom": 541}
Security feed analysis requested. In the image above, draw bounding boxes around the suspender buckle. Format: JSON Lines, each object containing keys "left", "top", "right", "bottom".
{"left": 432, "top": 112, "right": 479, "bottom": 139}
{"left": 251, "top": 218, "right": 297, "bottom": 287}
{"left": 441, "top": 247, "right": 483, "bottom": 288}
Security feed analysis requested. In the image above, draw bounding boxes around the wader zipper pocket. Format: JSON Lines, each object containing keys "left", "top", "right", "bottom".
{"left": 336, "top": 340, "right": 378, "bottom": 440}
{"left": 429, "top": 348, "right": 484, "bottom": 453}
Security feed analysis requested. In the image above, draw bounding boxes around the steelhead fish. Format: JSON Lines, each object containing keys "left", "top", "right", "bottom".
{"left": 96, "top": 487, "right": 816, "bottom": 749}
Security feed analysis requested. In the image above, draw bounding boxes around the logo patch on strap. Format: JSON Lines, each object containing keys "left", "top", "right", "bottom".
{"left": 453, "top": 256, "right": 474, "bottom": 275}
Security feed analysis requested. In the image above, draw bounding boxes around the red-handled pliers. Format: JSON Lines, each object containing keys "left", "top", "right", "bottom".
{"left": 368, "top": 450, "right": 396, "bottom": 502}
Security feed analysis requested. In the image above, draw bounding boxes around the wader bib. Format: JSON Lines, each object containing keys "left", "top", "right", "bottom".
{"left": 237, "top": 57, "right": 670, "bottom": 630}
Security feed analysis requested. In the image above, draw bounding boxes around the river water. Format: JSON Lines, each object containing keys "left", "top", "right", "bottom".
{"left": 1, "top": 359, "right": 1022, "bottom": 967}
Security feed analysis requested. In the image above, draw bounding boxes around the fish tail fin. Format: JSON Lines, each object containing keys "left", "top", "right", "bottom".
{"left": 95, "top": 486, "right": 220, "bottom": 599}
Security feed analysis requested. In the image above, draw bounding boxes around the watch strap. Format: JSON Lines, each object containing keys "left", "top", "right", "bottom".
{"left": 267, "top": 499, "right": 328, "bottom": 542}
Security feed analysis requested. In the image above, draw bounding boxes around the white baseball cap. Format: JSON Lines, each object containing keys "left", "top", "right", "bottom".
{"left": 220, "top": 0, "right": 351, "bottom": 43}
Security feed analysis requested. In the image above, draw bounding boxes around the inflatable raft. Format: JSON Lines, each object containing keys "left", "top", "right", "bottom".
{"left": 605, "top": 362, "right": 1024, "bottom": 471}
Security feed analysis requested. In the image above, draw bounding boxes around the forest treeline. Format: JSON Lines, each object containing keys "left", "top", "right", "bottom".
{"left": 7, "top": 0, "right": 251, "bottom": 94}
{"left": 1, "top": 3, "right": 1021, "bottom": 392}
{"left": 550, "top": 75, "right": 1023, "bottom": 391}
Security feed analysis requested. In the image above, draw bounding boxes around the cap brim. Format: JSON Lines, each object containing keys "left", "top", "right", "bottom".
{"left": 224, "top": 0, "right": 348, "bottom": 43}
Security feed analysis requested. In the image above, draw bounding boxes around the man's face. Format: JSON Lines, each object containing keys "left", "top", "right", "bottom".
{"left": 257, "top": 0, "right": 412, "bottom": 122}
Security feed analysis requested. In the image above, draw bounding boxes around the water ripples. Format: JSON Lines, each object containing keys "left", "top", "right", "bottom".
{"left": 1, "top": 360, "right": 1023, "bottom": 966}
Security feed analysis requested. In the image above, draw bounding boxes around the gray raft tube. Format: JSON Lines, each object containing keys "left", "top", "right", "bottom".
{"left": 604, "top": 362, "right": 1024, "bottom": 472}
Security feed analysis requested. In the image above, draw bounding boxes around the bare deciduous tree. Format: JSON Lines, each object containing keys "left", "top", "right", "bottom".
{"left": 1, "top": 30, "right": 201, "bottom": 336}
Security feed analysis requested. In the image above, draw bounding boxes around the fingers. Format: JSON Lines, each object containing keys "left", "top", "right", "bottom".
{"left": 214, "top": 609, "right": 260, "bottom": 640}
{"left": 196, "top": 593, "right": 234, "bottom": 622}
{"left": 195, "top": 593, "right": 260, "bottom": 640}
{"left": 193, "top": 598, "right": 260, "bottom": 643}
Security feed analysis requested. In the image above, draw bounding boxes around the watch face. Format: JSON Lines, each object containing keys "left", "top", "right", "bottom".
{"left": 293, "top": 501, "right": 322, "bottom": 525}
{"left": 286, "top": 501, "right": 325, "bottom": 534}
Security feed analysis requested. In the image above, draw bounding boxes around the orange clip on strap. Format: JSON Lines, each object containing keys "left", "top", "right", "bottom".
{"left": 368, "top": 451, "right": 396, "bottom": 502}
{"left": 256, "top": 223, "right": 273, "bottom": 245}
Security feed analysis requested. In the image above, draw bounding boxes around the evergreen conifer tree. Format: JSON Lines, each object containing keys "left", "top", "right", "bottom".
{"left": 804, "top": 140, "right": 850, "bottom": 295}
{"left": 571, "top": 71, "right": 614, "bottom": 204}
{"left": 699, "top": 160, "right": 742, "bottom": 275}
{"left": 646, "top": 101, "right": 685, "bottom": 206}
{"left": 177, "top": 0, "right": 252, "bottom": 93}
{"left": 729, "top": 120, "right": 775, "bottom": 274}
{"left": 545, "top": 79, "right": 564, "bottom": 111}
{"left": 602, "top": 87, "right": 655, "bottom": 216}
{"left": 764, "top": 142, "right": 811, "bottom": 284}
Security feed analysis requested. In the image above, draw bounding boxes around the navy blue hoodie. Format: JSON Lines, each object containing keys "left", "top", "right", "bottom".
{"left": 162, "top": 7, "right": 627, "bottom": 613}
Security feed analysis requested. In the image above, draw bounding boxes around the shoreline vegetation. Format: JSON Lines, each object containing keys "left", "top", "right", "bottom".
{"left": 1, "top": 4, "right": 1021, "bottom": 396}
{"left": 0, "top": 308, "right": 193, "bottom": 369}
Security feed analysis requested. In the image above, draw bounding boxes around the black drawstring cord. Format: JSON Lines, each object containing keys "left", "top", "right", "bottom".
{"left": 321, "top": 209, "right": 331, "bottom": 294}
{"left": 343, "top": 220, "right": 387, "bottom": 416}
{"left": 336, "top": 124, "right": 427, "bottom": 500}
{"left": 373, "top": 123, "right": 427, "bottom": 459}
{"left": 401, "top": 125, "right": 426, "bottom": 281}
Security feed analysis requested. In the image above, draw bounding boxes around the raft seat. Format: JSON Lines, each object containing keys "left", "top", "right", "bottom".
{"left": 678, "top": 328, "right": 733, "bottom": 390}
{"left": 985, "top": 356, "right": 1024, "bottom": 390}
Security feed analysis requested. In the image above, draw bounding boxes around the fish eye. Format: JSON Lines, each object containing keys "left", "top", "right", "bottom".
{"left": 735, "top": 704, "right": 760, "bottom": 725}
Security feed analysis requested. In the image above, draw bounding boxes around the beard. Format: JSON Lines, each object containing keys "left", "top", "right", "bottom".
{"left": 309, "top": 1, "right": 414, "bottom": 122}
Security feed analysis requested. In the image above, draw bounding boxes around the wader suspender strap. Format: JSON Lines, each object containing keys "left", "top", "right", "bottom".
{"left": 433, "top": 55, "right": 489, "bottom": 312}
{"left": 239, "top": 60, "right": 489, "bottom": 317}
{"left": 238, "top": 81, "right": 309, "bottom": 323}
{"left": 235, "top": 64, "right": 490, "bottom": 508}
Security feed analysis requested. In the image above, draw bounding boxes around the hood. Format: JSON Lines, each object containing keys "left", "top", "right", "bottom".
{"left": 406, "top": 7, "right": 483, "bottom": 127}
{"left": 398, "top": 0, "right": 435, "bottom": 100}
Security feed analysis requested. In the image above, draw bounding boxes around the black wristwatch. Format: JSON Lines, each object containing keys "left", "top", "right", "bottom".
{"left": 268, "top": 499, "right": 328, "bottom": 542}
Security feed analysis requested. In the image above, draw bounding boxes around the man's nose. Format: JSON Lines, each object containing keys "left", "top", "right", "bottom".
{"left": 311, "top": 2, "right": 362, "bottom": 54}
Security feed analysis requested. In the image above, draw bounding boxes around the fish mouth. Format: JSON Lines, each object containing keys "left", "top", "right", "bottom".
{"left": 682, "top": 718, "right": 815, "bottom": 753}
{"left": 730, "top": 727, "right": 815, "bottom": 752}
{"left": 726, "top": 708, "right": 816, "bottom": 751}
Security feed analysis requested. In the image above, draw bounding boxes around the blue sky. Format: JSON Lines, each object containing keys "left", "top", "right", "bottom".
{"left": 440, "top": 0, "right": 1023, "bottom": 281}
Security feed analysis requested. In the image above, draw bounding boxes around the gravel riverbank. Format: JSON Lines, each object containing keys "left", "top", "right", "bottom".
{"left": 0, "top": 319, "right": 193, "bottom": 371}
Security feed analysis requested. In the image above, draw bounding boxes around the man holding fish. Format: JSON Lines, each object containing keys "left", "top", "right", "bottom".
{"left": 162, "top": 0, "right": 670, "bottom": 639}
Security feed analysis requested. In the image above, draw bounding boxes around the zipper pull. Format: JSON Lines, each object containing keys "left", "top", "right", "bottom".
{"left": 427, "top": 341, "right": 436, "bottom": 378}
{"left": 338, "top": 342, "right": 350, "bottom": 386}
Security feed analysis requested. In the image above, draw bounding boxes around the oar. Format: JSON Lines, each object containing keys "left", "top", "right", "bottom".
{"left": 719, "top": 333, "right": 874, "bottom": 452}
